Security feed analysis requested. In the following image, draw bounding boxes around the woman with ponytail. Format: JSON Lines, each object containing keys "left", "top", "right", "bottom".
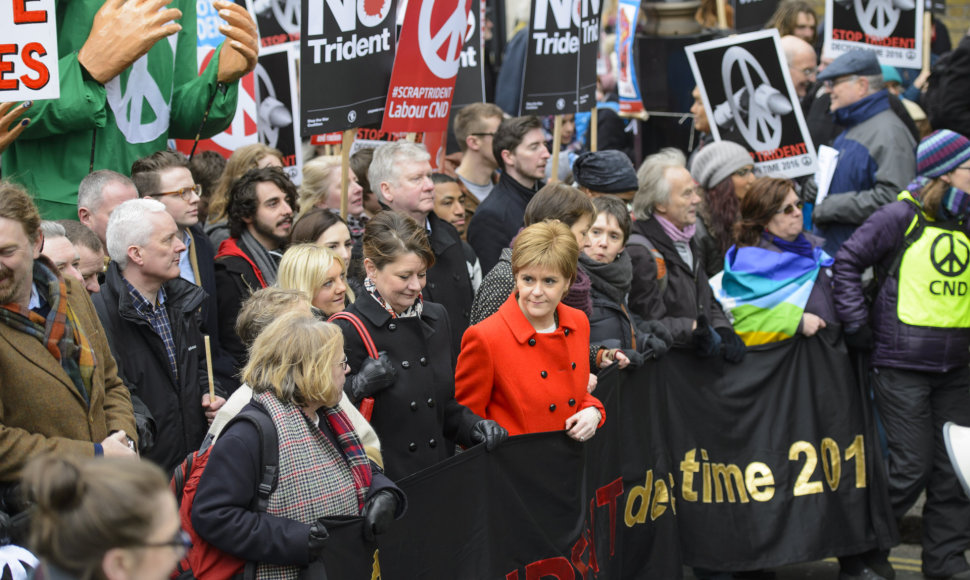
{"left": 25, "top": 455, "right": 181, "bottom": 580}
{"left": 834, "top": 129, "right": 970, "bottom": 579}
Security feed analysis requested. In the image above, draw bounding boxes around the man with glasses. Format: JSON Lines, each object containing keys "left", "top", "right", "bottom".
{"left": 131, "top": 150, "right": 234, "bottom": 391}
{"left": 802, "top": 49, "right": 916, "bottom": 255}
{"left": 781, "top": 35, "right": 817, "bottom": 99}
{"left": 453, "top": 103, "right": 504, "bottom": 207}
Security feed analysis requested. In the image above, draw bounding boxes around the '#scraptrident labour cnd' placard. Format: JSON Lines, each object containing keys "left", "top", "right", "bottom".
{"left": 381, "top": 0, "right": 471, "bottom": 133}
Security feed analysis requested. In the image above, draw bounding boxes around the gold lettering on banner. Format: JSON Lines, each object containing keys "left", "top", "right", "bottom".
{"left": 820, "top": 437, "right": 842, "bottom": 491}
{"left": 844, "top": 434, "right": 866, "bottom": 488}
{"left": 744, "top": 462, "right": 775, "bottom": 502}
{"left": 371, "top": 549, "right": 381, "bottom": 580}
{"left": 700, "top": 449, "right": 711, "bottom": 503}
{"left": 712, "top": 464, "right": 749, "bottom": 503}
{"left": 680, "top": 449, "right": 700, "bottom": 502}
{"left": 789, "top": 441, "right": 824, "bottom": 496}
{"left": 650, "top": 477, "right": 669, "bottom": 521}
{"left": 624, "top": 470, "right": 653, "bottom": 526}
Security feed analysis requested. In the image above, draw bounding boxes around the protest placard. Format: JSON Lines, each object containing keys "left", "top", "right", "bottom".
{"left": 616, "top": 0, "right": 644, "bottom": 117}
{"left": 687, "top": 30, "right": 817, "bottom": 179}
{"left": 823, "top": 0, "right": 923, "bottom": 68}
{"left": 381, "top": 0, "right": 472, "bottom": 133}
{"left": 255, "top": 45, "right": 301, "bottom": 183}
{"left": 0, "top": 0, "right": 59, "bottom": 101}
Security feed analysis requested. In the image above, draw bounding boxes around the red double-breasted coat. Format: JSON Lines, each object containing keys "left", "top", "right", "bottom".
{"left": 455, "top": 293, "right": 605, "bottom": 437}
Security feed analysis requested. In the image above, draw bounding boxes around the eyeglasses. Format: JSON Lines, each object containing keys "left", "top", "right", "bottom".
{"left": 823, "top": 75, "right": 858, "bottom": 90}
{"left": 733, "top": 166, "right": 755, "bottom": 178}
{"left": 953, "top": 166, "right": 970, "bottom": 172}
{"left": 335, "top": 356, "right": 348, "bottom": 371}
{"left": 140, "top": 530, "right": 192, "bottom": 556}
{"left": 150, "top": 184, "right": 202, "bottom": 201}
{"left": 777, "top": 201, "right": 804, "bottom": 215}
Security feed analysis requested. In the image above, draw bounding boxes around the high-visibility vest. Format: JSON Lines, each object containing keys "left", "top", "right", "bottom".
{"left": 896, "top": 193, "right": 970, "bottom": 328}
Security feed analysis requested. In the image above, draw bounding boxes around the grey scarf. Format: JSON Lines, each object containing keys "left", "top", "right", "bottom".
{"left": 239, "top": 229, "right": 283, "bottom": 287}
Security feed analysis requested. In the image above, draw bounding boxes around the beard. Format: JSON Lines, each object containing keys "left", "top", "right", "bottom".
{"left": 252, "top": 216, "right": 290, "bottom": 249}
{"left": 0, "top": 265, "right": 28, "bottom": 306}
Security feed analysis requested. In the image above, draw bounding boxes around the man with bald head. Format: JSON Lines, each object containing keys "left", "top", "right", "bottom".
{"left": 781, "top": 35, "right": 817, "bottom": 99}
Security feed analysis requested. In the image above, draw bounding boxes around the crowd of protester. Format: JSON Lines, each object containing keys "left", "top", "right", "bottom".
{"left": 4, "top": 0, "right": 970, "bottom": 577}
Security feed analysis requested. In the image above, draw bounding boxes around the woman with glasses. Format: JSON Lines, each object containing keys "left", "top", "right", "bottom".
{"left": 688, "top": 140, "right": 758, "bottom": 277}
{"left": 834, "top": 130, "right": 970, "bottom": 579}
{"left": 193, "top": 312, "right": 405, "bottom": 579}
{"left": 24, "top": 455, "right": 185, "bottom": 580}
{"left": 711, "top": 177, "right": 836, "bottom": 345}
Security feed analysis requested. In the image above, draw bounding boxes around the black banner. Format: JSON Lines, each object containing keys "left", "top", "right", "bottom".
{"left": 299, "top": 0, "right": 398, "bottom": 136}
{"left": 313, "top": 329, "right": 894, "bottom": 578}
{"left": 824, "top": 0, "right": 922, "bottom": 67}
{"left": 520, "top": 0, "right": 602, "bottom": 115}
{"left": 452, "top": 0, "right": 486, "bottom": 109}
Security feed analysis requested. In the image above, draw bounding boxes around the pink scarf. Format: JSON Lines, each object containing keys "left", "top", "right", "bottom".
{"left": 653, "top": 214, "right": 696, "bottom": 243}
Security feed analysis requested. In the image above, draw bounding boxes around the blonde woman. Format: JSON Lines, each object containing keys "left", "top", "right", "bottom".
{"left": 193, "top": 312, "right": 404, "bottom": 579}
{"left": 298, "top": 156, "right": 365, "bottom": 220}
{"left": 278, "top": 243, "right": 354, "bottom": 317}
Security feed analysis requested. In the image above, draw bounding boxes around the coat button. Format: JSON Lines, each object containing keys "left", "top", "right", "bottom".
{"left": 568, "top": 398, "right": 576, "bottom": 406}
{"left": 541, "top": 371, "right": 547, "bottom": 378}
{"left": 388, "top": 323, "right": 397, "bottom": 331}
{"left": 409, "top": 442, "right": 417, "bottom": 452}
{"left": 410, "top": 401, "right": 418, "bottom": 411}
{"left": 572, "top": 362, "right": 576, "bottom": 370}
{"left": 453, "top": 274, "right": 461, "bottom": 281}
{"left": 529, "top": 338, "right": 536, "bottom": 346}
{"left": 429, "top": 438, "right": 437, "bottom": 448}
{"left": 419, "top": 356, "right": 428, "bottom": 366}
{"left": 564, "top": 328, "right": 570, "bottom": 336}
{"left": 429, "top": 282, "right": 436, "bottom": 289}
{"left": 401, "top": 360, "right": 410, "bottom": 369}
{"left": 549, "top": 403, "right": 556, "bottom": 412}
{"left": 427, "top": 398, "right": 435, "bottom": 408}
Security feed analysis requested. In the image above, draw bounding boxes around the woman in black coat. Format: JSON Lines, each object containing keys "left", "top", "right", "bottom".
{"left": 332, "top": 212, "right": 507, "bottom": 480}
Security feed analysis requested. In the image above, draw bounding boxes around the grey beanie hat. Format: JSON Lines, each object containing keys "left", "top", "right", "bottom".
{"left": 689, "top": 141, "right": 753, "bottom": 190}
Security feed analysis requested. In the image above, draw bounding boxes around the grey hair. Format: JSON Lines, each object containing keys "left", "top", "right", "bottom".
{"left": 367, "top": 141, "right": 431, "bottom": 205}
{"left": 863, "top": 74, "right": 884, "bottom": 95}
{"left": 77, "top": 170, "right": 135, "bottom": 212}
{"left": 633, "top": 148, "right": 687, "bottom": 220}
{"left": 106, "top": 199, "right": 168, "bottom": 269}
{"left": 40, "top": 221, "right": 67, "bottom": 241}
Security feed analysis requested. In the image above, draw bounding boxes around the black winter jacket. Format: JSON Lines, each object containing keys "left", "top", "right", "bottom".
{"left": 625, "top": 217, "right": 732, "bottom": 346}
{"left": 334, "top": 295, "right": 482, "bottom": 480}
{"left": 92, "top": 263, "right": 216, "bottom": 473}
{"left": 425, "top": 213, "right": 475, "bottom": 355}
{"left": 467, "top": 172, "right": 541, "bottom": 273}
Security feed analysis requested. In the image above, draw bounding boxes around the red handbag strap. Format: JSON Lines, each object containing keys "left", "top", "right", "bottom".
{"left": 328, "top": 312, "right": 379, "bottom": 359}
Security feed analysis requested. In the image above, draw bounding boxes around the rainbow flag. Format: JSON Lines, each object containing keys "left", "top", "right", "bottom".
{"left": 710, "top": 244, "right": 832, "bottom": 346}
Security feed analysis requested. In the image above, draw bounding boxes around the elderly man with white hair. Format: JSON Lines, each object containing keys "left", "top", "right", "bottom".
{"left": 369, "top": 141, "right": 476, "bottom": 354}
{"left": 92, "top": 198, "right": 225, "bottom": 473}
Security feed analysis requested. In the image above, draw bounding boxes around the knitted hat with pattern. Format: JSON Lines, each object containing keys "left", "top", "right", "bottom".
{"left": 918, "top": 129, "right": 970, "bottom": 179}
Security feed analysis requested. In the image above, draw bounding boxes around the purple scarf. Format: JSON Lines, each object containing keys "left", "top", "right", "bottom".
{"left": 653, "top": 214, "right": 696, "bottom": 243}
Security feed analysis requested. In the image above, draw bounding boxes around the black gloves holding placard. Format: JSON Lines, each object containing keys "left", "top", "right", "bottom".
{"left": 638, "top": 320, "right": 673, "bottom": 359}
{"left": 844, "top": 324, "right": 874, "bottom": 350}
{"left": 347, "top": 352, "right": 397, "bottom": 403}
{"left": 469, "top": 420, "right": 508, "bottom": 451}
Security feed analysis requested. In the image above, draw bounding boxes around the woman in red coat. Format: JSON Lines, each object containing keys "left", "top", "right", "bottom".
{"left": 455, "top": 221, "right": 608, "bottom": 440}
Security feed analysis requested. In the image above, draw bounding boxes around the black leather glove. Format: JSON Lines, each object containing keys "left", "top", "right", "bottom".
{"left": 347, "top": 351, "right": 397, "bottom": 403}
{"left": 691, "top": 316, "right": 722, "bottom": 357}
{"left": 307, "top": 519, "right": 329, "bottom": 559}
{"left": 469, "top": 420, "right": 508, "bottom": 451}
{"left": 618, "top": 348, "right": 644, "bottom": 367}
{"left": 134, "top": 411, "right": 155, "bottom": 455}
{"left": 362, "top": 490, "right": 398, "bottom": 541}
{"left": 844, "top": 324, "right": 874, "bottom": 350}
{"left": 716, "top": 327, "right": 746, "bottom": 363}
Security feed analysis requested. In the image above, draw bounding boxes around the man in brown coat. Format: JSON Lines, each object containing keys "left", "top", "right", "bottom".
{"left": 0, "top": 182, "right": 136, "bottom": 488}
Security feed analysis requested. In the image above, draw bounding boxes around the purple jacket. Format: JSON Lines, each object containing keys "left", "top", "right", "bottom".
{"left": 833, "top": 199, "right": 970, "bottom": 372}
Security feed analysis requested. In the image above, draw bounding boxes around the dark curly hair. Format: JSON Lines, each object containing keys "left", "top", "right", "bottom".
{"left": 227, "top": 167, "right": 298, "bottom": 239}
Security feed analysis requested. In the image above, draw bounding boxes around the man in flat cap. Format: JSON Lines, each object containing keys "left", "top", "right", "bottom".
{"left": 801, "top": 49, "right": 916, "bottom": 255}
{"left": 572, "top": 151, "right": 639, "bottom": 202}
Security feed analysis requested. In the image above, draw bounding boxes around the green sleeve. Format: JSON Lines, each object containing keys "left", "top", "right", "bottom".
{"left": 169, "top": 0, "right": 239, "bottom": 139}
{"left": 16, "top": 52, "right": 107, "bottom": 140}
